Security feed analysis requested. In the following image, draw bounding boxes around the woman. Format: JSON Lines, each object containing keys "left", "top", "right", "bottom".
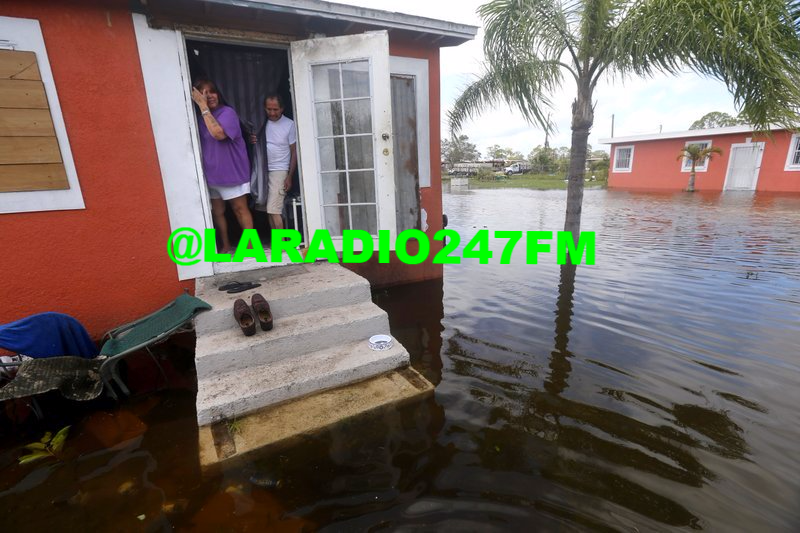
{"left": 191, "top": 79, "right": 253, "bottom": 254}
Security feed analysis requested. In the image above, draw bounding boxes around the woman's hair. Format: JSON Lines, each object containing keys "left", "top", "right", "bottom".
{"left": 193, "top": 78, "right": 228, "bottom": 108}
{"left": 193, "top": 78, "right": 217, "bottom": 92}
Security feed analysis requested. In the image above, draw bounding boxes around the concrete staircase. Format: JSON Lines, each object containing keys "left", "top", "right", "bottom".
{"left": 193, "top": 263, "right": 409, "bottom": 426}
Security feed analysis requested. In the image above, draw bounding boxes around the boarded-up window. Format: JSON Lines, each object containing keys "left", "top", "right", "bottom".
{"left": 0, "top": 49, "right": 69, "bottom": 192}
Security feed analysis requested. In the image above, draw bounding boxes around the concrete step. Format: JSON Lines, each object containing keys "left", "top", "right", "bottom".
{"left": 195, "top": 300, "right": 390, "bottom": 380}
{"left": 196, "top": 338, "right": 410, "bottom": 425}
{"left": 194, "top": 263, "right": 372, "bottom": 336}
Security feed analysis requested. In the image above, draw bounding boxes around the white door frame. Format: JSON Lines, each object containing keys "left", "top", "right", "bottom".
{"left": 722, "top": 142, "right": 765, "bottom": 191}
{"left": 134, "top": 15, "right": 300, "bottom": 278}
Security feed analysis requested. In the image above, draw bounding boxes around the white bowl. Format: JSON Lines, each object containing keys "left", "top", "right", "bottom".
{"left": 368, "top": 334, "right": 393, "bottom": 351}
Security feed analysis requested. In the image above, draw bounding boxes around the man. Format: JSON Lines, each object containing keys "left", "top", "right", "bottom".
{"left": 263, "top": 94, "right": 297, "bottom": 230}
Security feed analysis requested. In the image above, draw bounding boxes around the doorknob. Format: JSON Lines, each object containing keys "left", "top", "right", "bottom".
{"left": 382, "top": 133, "right": 390, "bottom": 140}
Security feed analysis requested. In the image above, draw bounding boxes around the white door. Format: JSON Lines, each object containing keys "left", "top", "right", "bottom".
{"left": 291, "top": 31, "right": 396, "bottom": 251}
{"left": 724, "top": 143, "right": 764, "bottom": 191}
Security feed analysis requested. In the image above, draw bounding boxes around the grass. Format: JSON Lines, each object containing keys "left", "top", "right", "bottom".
{"left": 445, "top": 173, "right": 607, "bottom": 190}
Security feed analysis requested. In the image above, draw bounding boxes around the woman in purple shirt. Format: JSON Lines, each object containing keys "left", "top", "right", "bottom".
{"left": 191, "top": 79, "right": 253, "bottom": 253}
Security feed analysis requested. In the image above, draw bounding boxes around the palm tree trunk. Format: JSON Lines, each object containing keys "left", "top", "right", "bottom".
{"left": 687, "top": 163, "right": 696, "bottom": 192}
{"left": 564, "top": 78, "right": 594, "bottom": 238}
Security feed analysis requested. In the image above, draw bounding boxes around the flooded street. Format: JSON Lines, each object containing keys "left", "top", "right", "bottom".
{"left": 2, "top": 189, "right": 800, "bottom": 531}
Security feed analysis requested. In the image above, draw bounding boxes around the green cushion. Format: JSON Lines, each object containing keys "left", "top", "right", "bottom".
{"left": 100, "top": 293, "right": 211, "bottom": 357}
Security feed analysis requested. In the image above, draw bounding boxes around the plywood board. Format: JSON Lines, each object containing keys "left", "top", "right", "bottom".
{"left": 0, "top": 136, "right": 61, "bottom": 164}
{"left": 0, "top": 163, "right": 69, "bottom": 192}
{"left": 0, "top": 108, "right": 56, "bottom": 137}
{"left": 0, "top": 50, "right": 41, "bottom": 80}
{"left": 0, "top": 79, "right": 48, "bottom": 109}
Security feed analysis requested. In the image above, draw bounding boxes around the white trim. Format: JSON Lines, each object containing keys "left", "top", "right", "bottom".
{"left": 389, "top": 56, "right": 430, "bottom": 188}
{"left": 681, "top": 139, "right": 712, "bottom": 173}
{"left": 784, "top": 133, "right": 800, "bottom": 171}
{"left": 132, "top": 14, "right": 214, "bottom": 280}
{"left": 723, "top": 142, "right": 764, "bottom": 191}
{"left": 599, "top": 124, "right": 794, "bottom": 144}
{"left": 0, "top": 16, "right": 85, "bottom": 214}
{"left": 612, "top": 145, "right": 634, "bottom": 172}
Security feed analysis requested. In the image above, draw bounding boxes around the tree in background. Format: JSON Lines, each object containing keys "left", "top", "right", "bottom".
{"left": 588, "top": 150, "right": 610, "bottom": 179}
{"left": 689, "top": 111, "right": 746, "bottom": 130}
{"left": 442, "top": 134, "right": 481, "bottom": 166}
{"left": 678, "top": 144, "right": 723, "bottom": 192}
{"left": 528, "top": 145, "right": 556, "bottom": 172}
{"left": 486, "top": 144, "right": 525, "bottom": 161}
{"left": 449, "top": 0, "right": 800, "bottom": 238}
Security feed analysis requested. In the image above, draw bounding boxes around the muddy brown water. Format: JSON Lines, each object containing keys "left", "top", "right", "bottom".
{"left": 1, "top": 189, "right": 799, "bottom": 531}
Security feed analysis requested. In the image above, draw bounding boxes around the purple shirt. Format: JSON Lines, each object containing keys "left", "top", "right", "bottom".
{"left": 198, "top": 105, "right": 251, "bottom": 187}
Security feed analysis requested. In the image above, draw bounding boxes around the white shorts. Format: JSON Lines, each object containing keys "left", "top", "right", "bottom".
{"left": 266, "top": 170, "right": 288, "bottom": 214}
{"left": 208, "top": 181, "right": 251, "bottom": 201}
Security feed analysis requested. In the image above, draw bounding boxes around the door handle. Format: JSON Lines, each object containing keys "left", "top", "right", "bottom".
{"left": 382, "top": 133, "right": 390, "bottom": 141}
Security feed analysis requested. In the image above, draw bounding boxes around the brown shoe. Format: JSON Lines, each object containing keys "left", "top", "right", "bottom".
{"left": 251, "top": 293, "right": 273, "bottom": 331}
{"left": 233, "top": 298, "right": 256, "bottom": 336}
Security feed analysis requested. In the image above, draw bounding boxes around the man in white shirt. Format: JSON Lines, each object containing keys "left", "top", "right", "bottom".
{"left": 264, "top": 94, "right": 297, "bottom": 230}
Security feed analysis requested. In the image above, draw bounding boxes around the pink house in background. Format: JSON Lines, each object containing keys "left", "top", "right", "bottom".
{"left": 601, "top": 126, "right": 800, "bottom": 192}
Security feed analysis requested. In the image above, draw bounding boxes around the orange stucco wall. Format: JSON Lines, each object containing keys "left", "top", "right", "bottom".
{"left": 608, "top": 130, "right": 800, "bottom": 192}
{"left": 0, "top": 0, "right": 191, "bottom": 339}
{"left": 345, "top": 39, "right": 443, "bottom": 288}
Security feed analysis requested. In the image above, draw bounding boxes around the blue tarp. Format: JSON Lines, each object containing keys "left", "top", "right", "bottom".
{"left": 0, "top": 312, "right": 98, "bottom": 359}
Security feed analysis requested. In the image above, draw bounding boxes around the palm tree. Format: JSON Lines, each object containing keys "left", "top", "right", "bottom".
{"left": 449, "top": 0, "right": 800, "bottom": 236}
{"left": 677, "top": 144, "right": 723, "bottom": 192}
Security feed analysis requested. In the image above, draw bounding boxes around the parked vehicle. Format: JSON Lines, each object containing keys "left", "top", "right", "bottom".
{"left": 504, "top": 161, "right": 532, "bottom": 175}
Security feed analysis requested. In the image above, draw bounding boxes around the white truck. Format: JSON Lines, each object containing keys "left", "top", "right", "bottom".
{"left": 504, "top": 161, "right": 532, "bottom": 175}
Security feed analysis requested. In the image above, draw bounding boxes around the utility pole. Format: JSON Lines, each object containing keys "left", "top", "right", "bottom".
{"left": 611, "top": 114, "right": 615, "bottom": 138}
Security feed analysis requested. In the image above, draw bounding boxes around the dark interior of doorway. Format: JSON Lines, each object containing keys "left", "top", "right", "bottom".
{"left": 186, "top": 39, "right": 301, "bottom": 250}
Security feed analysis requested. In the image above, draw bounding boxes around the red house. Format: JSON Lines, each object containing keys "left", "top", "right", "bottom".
{"left": 0, "top": 0, "right": 476, "bottom": 338}
{"left": 601, "top": 126, "right": 800, "bottom": 192}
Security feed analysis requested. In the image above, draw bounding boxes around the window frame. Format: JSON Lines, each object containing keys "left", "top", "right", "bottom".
{"left": 681, "top": 139, "right": 712, "bottom": 172}
{"left": 0, "top": 16, "right": 84, "bottom": 214}
{"left": 784, "top": 133, "right": 800, "bottom": 171}
{"left": 613, "top": 145, "right": 634, "bottom": 173}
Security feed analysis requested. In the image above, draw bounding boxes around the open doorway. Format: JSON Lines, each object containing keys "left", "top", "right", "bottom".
{"left": 185, "top": 38, "right": 302, "bottom": 251}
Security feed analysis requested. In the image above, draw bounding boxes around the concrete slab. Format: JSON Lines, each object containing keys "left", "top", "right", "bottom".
{"left": 194, "top": 300, "right": 391, "bottom": 379}
{"left": 196, "top": 338, "right": 410, "bottom": 425}
{"left": 195, "top": 263, "right": 371, "bottom": 335}
{"left": 198, "top": 367, "right": 434, "bottom": 470}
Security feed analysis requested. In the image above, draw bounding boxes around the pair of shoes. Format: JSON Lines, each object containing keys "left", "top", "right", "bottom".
{"left": 219, "top": 280, "right": 262, "bottom": 294}
{"left": 233, "top": 294, "right": 273, "bottom": 336}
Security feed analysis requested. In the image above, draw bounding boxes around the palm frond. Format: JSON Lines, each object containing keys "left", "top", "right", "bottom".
{"left": 479, "top": 0, "right": 580, "bottom": 67}
{"left": 613, "top": 0, "right": 800, "bottom": 130}
{"left": 448, "top": 59, "right": 562, "bottom": 135}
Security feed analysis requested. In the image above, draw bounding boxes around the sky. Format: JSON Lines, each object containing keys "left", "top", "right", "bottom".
{"left": 339, "top": 0, "right": 741, "bottom": 156}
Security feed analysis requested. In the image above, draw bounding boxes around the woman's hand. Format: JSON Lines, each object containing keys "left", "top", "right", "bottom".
{"left": 191, "top": 87, "right": 208, "bottom": 110}
{"left": 249, "top": 133, "right": 258, "bottom": 145}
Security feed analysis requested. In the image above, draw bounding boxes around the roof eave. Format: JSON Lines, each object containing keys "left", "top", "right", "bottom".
{"left": 192, "top": 0, "right": 478, "bottom": 45}
{"left": 599, "top": 124, "right": 795, "bottom": 144}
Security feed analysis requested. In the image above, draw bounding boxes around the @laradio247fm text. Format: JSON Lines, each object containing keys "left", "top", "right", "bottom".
{"left": 167, "top": 228, "right": 596, "bottom": 266}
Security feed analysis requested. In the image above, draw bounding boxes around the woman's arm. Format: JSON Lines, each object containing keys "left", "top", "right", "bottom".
{"left": 191, "top": 88, "right": 227, "bottom": 141}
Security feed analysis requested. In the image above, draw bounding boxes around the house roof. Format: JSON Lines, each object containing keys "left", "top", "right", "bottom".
{"left": 598, "top": 124, "right": 792, "bottom": 145}
{"left": 141, "top": 0, "right": 478, "bottom": 46}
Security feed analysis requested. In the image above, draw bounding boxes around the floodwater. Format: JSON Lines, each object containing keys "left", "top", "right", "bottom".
{"left": 1, "top": 189, "right": 800, "bottom": 531}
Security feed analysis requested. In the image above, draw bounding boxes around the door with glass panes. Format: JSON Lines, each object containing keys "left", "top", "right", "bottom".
{"left": 290, "top": 31, "right": 396, "bottom": 251}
